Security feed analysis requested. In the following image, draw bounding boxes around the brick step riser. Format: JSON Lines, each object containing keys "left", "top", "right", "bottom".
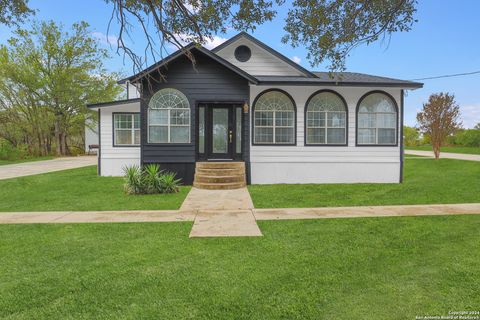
{"left": 193, "top": 182, "right": 246, "bottom": 190}
{"left": 194, "top": 175, "right": 245, "bottom": 184}
{"left": 196, "top": 162, "right": 245, "bottom": 169}
{"left": 196, "top": 168, "right": 245, "bottom": 176}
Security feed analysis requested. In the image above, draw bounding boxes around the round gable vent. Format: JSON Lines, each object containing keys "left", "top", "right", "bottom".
{"left": 234, "top": 45, "right": 251, "bottom": 62}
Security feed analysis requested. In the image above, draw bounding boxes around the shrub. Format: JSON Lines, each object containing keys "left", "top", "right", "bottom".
{"left": 122, "top": 164, "right": 181, "bottom": 195}
{"left": 159, "top": 172, "right": 181, "bottom": 194}
{"left": 123, "top": 165, "right": 143, "bottom": 195}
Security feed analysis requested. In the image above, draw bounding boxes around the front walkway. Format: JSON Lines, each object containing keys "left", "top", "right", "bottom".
{"left": 0, "top": 156, "right": 97, "bottom": 180}
{"left": 180, "top": 187, "right": 262, "bottom": 237}
{"left": 405, "top": 150, "right": 480, "bottom": 161}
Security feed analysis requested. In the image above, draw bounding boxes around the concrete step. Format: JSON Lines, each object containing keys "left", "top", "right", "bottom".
{"left": 196, "top": 168, "right": 245, "bottom": 176}
{"left": 194, "top": 174, "right": 245, "bottom": 184}
{"left": 193, "top": 181, "right": 246, "bottom": 190}
{"left": 196, "top": 162, "right": 245, "bottom": 169}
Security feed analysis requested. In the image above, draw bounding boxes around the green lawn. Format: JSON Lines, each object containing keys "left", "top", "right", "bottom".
{"left": 0, "top": 215, "right": 479, "bottom": 319}
{"left": 249, "top": 159, "right": 480, "bottom": 208}
{"left": 0, "top": 166, "right": 190, "bottom": 211}
{"left": 0, "top": 156, "right": 54, "bottom": 165}
{"left": 406, "top": 145, "right": 480, "bottom": 155}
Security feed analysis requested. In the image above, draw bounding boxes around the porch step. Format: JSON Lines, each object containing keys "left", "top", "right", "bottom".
{"left": 193, "top": 162, "right": 246, "bottom": 190}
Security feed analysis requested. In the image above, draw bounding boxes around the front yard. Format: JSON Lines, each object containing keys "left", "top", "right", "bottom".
{"left": 406, "top": 145, "right": 480, "bottom": 155}
{"left": 0, "top": 166, "right": 190, "bottom": 211}
{"left": 248, "top": 158, "right": 480, "bottom": 208}
{"left": 1, "top": 215, "right": 479, "bottom": 319}
{"left": 0, "top": 156, "right": 54, "bottom": 166}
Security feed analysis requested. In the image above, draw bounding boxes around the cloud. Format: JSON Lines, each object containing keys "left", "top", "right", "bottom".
{"left": 291, "top": 56, "right": 301, "bottom": 64}
{"left": 460, "top": 104, "right": 480, "bottom": 128}
{"left": 92, "top": 31, "right": 118, "bottom": 46}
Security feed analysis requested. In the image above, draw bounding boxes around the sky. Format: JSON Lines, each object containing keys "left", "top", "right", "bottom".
{"left": 0, "top": 0, "right": 479, "bottom": 128}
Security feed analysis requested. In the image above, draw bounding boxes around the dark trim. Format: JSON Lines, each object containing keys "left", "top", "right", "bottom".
{"left": 97, "top": 110, "right": 101, "bottom": 175}
{"left": 212, "top": 32, "right": 316, "bottom": 78}
{"left": 87, "top": 98, "right": 141, "bottom": 109}
{"left": 251, "top": 88, "right": 297, "bottom": 146}
{"left": 257, "top": 80, "right": 423, "bottom": 89}
{"left": 125, "top": 44, "right": 258, "bottom": 84}
{"left": 355, "top": 90, "right": 399, "bottom": 147}
{"left": 112, "top": 112, "right": 141, "bottom": 148}
{"left": 400, "top": 89, "right": 405, "bottom": 183}
{"left": 303, "top": 89, "right": 348, "bottom": 147}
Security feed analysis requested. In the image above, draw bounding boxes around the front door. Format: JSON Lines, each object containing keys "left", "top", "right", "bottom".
{"left": 198, "top": 103, "right": 243, "bottom": 160}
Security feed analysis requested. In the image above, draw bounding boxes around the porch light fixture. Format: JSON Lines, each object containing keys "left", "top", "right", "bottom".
{"left": 243, "top": 102, "right": 249, "bottom": 113}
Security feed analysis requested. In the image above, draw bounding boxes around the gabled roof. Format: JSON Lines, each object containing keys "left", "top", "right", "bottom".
{"left": 86, "top": 98, "right": 141, "bottom": 110}
{"left": 212, "top": 32, "right": 316, "bottom": 78}
{"left": 255, "top": 72, "right": 423, "bottom": 89}
{"left": 120, "top": 43, "right": 258, "bottom": 84}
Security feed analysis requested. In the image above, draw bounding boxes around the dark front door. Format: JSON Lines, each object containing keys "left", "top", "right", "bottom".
{"left": 198, "top": 103, "right": 243, "bottom": 160}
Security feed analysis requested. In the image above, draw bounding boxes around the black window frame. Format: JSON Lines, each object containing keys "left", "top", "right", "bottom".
{"left": 112, "top": 112, "right": 141, "bottom": 147}
{"left": 304, "top": 89, "right": 349, "bottom": 147}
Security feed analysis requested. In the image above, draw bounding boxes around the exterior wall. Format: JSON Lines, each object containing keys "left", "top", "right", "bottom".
{"left": 215, "top": 37, "right": 304, "bottom": 76}
{"left": 98, "top": 102, "right": 140, "bottom": 176}
{"left": 249, "top": 85, "right": 403, "bottom": 184}
{"left": 127, "top": 82, "right": 140, "bottom": 99}
{"left": 140, "top": 49, "right": 250, "bottom": 184}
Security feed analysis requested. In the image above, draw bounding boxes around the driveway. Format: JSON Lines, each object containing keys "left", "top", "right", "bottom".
{"left": 405, "top": 150, "right": 480, "bottom": 161}
{"left": 0, "top": 156, "right": 97, "bottom": 180}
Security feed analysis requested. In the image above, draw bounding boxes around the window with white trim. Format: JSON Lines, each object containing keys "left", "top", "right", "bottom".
{"left": 148, "top": 88, "right": 190, "bottom": 143}
{"left": 357, "top": 92, "right": 397, "bottom": 145}
{"left": 306, "top": 91, "right": 347, "bottom": 145}
{"left": 113, "top": 113, "right": 140, "bottom": 146}
{"left": 253, "top": 90, "right": 295, "bottom": 144}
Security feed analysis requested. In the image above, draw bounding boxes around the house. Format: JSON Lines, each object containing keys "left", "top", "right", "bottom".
{"left": 87, "top": 32, "right": 423, "bottom": 188}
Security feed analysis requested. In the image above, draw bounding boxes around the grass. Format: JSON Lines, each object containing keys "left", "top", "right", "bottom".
{"left": 0, "top": 166, "right": 190, "bottom": 211}
{"left": 0, "top": 215, "right": 479, "bottom": 319}
{"left": 248, "top": 158, "right": 480, "bottom": 208}
{"left": 0, "top": 156, "right": 54, "bottom": 165}
{"left": 406, "top": 145, "right": 480, "bottom": 155}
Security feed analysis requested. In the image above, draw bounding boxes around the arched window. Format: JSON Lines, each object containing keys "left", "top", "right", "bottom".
{"left": 253, "top": 90, "right": 296, "bottom": 144}
{"left": 305, "top": 90, "right": 347, "bottom": 145}
{"left": 357, "top": 92, "right": 397, "bottom": 145}
{"left": 148, "top": 88, "right": 190, "bottom": 143}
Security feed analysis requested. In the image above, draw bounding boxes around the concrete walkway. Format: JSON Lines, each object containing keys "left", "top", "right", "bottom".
{"left": 405, "top": 150, "right": 480, "bottom": 161}
{"left": 180, "top": 187, "right": 261, "bottom": 237}
{"left": 0, "top": 156, "right": 97, "bottom": 180}
{"left": 1, "top": 203, "right": 479, "bottom": 227}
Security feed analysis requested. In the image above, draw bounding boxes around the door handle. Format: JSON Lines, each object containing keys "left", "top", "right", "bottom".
{"left": 229, "top": 130, "right": 233, "bottom": 143}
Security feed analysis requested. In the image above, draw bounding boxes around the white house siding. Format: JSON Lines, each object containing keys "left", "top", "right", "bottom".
{"left": 215, "top": 37, "right": 305, "bottom": 76}
{"left": 249, "top": 85, "right": 403, "bottom": 184}
{"left": 84, "top": 118, "right": 98, "bottom": 153}
{"left": 127, "top": 82, "right": 140, "bottom": 99}
{"left": 99, "top": 102, "right": 141, "bottom": 176}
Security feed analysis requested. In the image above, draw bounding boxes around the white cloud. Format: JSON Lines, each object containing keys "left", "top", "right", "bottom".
{"left": 92, "top": 31, "right": 118, "bottom": 46}
{"left": 291, "top": 56, "right": 301, "bottom": 64}
{"left": 460, "top": 104, "right": 480, "bottom": 128}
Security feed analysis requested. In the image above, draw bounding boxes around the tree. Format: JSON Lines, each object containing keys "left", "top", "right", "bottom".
{"left": 416, "top": 93, "right": 462, "bottom": 159}
{"left": 474, "top": 123, "right": 480, "bottom": 130}
{"left": 105, "top": 0, "right": 417, "bottom": 74}
{"left": 0, "top": 0, "right": 33, "bottom": 26}
{"left": 0, "top": 21, "right": 122, "bottom": 156}
{"left": 403, "top": 126, "right": 420, "bottom": 146}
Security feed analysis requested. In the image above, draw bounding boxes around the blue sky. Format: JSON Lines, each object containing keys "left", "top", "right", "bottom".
{"left": 1, "top": 0, "right": 479, "bottom": 127}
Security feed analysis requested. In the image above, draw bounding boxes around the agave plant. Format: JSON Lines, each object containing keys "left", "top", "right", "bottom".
{"left": 159, "top": 171, "right": 181, "bottom": 193}
{"left": 123, "top": 165, "right": 143, "bottom": 194}
{"left": 142, "top": 163, "right": 162, "bottom": 194}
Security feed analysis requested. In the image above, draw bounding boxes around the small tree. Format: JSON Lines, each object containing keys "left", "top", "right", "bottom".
{"left": 416, "top": 93, "right": 462, "bottom": 159}
{"left": 403, "top": 126, "right": 420, "bottom": 146}
{"left": 474, "top": 123, "right": 480, "bottom": 130}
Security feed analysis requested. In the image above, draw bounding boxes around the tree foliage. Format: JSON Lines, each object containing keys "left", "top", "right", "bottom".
{"left": 403, "top": 125, "right": 420, "bottom": 147}
{"left": 105, "top": 0, "right": 417, "bottom": 73}
{"left": 416, "top": 93, "right": 462, "bottom": 159}
{"left": 0, "top": 0, "right": 33, "bottom": 26}
{"left": 0, "top": 21, "right": 122, "bottom": 156}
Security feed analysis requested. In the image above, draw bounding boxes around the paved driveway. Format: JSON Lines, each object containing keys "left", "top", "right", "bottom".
{"left": 0, "top": 156, "right": 97, "bottom": 180}
{"left": 405, "top": 150, "right": 480, "bottom": 161}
